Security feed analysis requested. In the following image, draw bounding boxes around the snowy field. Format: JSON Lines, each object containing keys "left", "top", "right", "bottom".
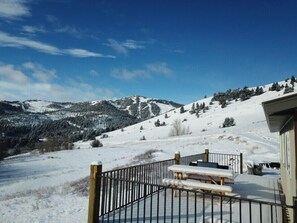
{"left": 0, "top": 86, "right": 288, "bottom": 223}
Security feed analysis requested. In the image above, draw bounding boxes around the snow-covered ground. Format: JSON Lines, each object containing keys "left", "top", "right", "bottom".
{"left": 0, "top": 83, "right": 291, "bottom": 223}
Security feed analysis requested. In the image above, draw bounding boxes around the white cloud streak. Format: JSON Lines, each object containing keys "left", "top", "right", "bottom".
{"left": 122, "top": 40, "right": 145, "bottom": 49}
{"left": 22, "top": 25, "right": 47, "bottom": 33}
{"left": 0, "top": 31, "right": 115, "bottom": 58}
{"left": 146, "top": 63, "right": 172, "bottom": 76}
{"left": 0, "top": 31, "right": 61, "bottom": 55}
{"left": 106, "top": 38, "right": 145, "bottom": 54}
{"left": 55, "top": 25, "right": 85, "bottom": 38}
{"left": 111, "top": 63, "right": 172, "bottom": 81}
{"left": 107, "top": 38, "right": 128, "bottom": 55}
{"left": 112, "top": 68, "right": 150, "bottom": 80}
{"left": 0, "top": 0, "right": 30, "bottom": 20}
{"left": 63, "top": 49, "right": 115, "bottom": 58}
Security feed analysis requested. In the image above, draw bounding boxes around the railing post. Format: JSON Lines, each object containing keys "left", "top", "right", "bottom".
{"left": 240, "top": 153, "right": 243, "bottom": 174}
{"left": 175, "top": 151, "right": 180, "bottom": 165}
{"left": 293, "top": 196, "right": 297, "bottom": 223}
{"left": 88, "top": 161, "right": 102, "bottom": 223}
{"left": 204, "top": 149, "right": 209, "bottom": 162}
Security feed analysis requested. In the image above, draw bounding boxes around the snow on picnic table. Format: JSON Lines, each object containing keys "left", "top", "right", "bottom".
{"left": 168, "top": 164, "right": 234, "bottom": 178}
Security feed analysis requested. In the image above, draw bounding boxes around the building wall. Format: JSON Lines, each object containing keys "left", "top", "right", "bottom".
{"left": 280, "top": 117, "right": 296, "bottom": 221}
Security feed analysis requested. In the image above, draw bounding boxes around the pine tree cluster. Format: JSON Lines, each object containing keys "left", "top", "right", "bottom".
{"left": 154, "top": 119, "right": 166, "bottom": 127}
{"left": 189, "top": 102, "right": 209, "bottom": 117}
{"left": 222, "top": 117, "right": 236, "bottom": 128}
{"left": 211, "top": 86, "right": 264, "bottom": 108}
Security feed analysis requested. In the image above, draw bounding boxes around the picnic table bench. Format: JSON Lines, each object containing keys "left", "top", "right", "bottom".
{"left": 162, "top": 178, "right": 233, "bottom": 193}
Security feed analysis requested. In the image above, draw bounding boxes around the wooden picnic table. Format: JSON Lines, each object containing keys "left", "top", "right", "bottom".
{"left": 168, "top": 164, "right": 234, "bottom": 186}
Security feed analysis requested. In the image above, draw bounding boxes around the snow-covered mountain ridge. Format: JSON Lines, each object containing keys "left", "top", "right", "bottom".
{"left": 1, "top": 96, "right": 181, "bottom": 119}
{"left": 0, "top": 96, "right": 182, "bottom": 156}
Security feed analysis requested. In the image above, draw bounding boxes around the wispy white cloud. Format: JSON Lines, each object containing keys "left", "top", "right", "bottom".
{"left": 122, "top": 40, "right": 145, "bottom": 49}
{"left": 0, "top": 63, "right": 29, "bottom": 83}
{"left": 106, "top": 38, "right": 145, "bottom": 55}
{"left": 22, "top": 62, "right": 57, "bottom": 82}
{"left": 45, "top": 15, "right": 90, "bottom": 39}
{"left": 0, "top": 62, "right": 120, "bottom": 102}
{"left": 0, "top": 31, "right": 115, "bottom": 58}
{"left": 22, "top": 25, "right": 47, "bottom": 34}
{"left": 107, "top": 38, "right": 128, "bottom": 55}
{"left": 111, "top": 63, "right": 172, "bottom": 81}
{"left": 111, "top": 68, "right": 150, "bottom": 80}
{"left": 63, "top": 48, "right": 115, "bottom": 58}
{"left": 89, "top": 69, "right": 99, "bottom": 76}
{"left": 46, "top": 15, "right": 58, "bottom": 23}
{"left": 0, "top": 31, "right": 61, "bottom": 55}
{"left": 55, "top": 25, "right": 84, "bottom": 38}
{"left": 146, "top": 63, "right": 172, "bottom": 76}
{"left": 0, "top": 0, "right": 31, "bottom": 20}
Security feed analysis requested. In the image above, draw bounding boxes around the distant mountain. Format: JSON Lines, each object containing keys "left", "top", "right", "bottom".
{"left": 0, "top": 96, "right": 182, "bottom": 157}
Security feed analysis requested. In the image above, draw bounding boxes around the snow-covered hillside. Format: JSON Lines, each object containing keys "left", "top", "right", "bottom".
{"left": 0, "top": 80, "right": 294, "bottom": 223}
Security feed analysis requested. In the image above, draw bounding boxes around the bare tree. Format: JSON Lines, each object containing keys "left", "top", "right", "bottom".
{"left": 169, "top": 119, "right": 190, "bottom": 136}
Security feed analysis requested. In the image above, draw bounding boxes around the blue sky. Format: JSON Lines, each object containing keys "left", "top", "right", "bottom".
{"left": 0, "top": 0, "right": 296, "bottom": 104}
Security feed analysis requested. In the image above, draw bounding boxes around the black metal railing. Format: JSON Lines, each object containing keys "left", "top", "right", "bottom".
{"left": 102, "top": 158, "right": 175, "bottom": 186}
{"left": 99, "top": 158, "right": 176, "bottom": 217}
{"left": 96, "top": 152, "right": 240, "bottom": 219}
{"left": 99, "top": 177, "right": 293, "bottom": 223}
{"left": 180, "top": 153, "right": 205, "bottom": 166}
{"left": 208, "top": 152, "right": 242, "bottom": 173}
{"left": 89, "top": 151, "right": 252, "bottom": 222}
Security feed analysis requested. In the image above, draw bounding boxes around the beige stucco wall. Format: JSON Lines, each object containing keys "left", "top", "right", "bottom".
{"left": 280, "top": 117, "right": 296, "bottom": 221}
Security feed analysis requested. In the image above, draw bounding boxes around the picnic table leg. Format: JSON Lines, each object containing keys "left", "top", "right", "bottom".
{"left": 173, "top": 172, "right": 182, "bottom": 197}
{"left": 220, "top": 177, "right": 225, "bottom": 196}
{"left": 220, "top": 177, "right": 225, "bottom": 186}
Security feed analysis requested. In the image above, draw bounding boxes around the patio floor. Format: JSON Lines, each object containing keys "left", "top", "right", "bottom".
{"left": 101, "top": 173, "right": 283, "bottom": 223}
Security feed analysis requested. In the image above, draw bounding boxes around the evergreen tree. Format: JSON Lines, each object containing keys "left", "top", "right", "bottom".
{"left": 269, "top": 82, "right": 281, "bottom": 91}
{"left": 154, "top": 119, "right": 161, "bottom": 127}
{"left": 196, "top": 110, "right": 200, "bottom": 118}
{"left": 200, "top": 102, "right": 205, "bottom": 110}
{"left": 180, "top": 106, "right": 185, "bottom": 114}
{"left": 189, "top": 103, "right": 196, "bottom": 114}
{"left": 291, "top": 75, "right": 296, "bottom": 85}
{"left": 222, "top": 117, "right": 236, "bottom": 128}
{"left": 255, "top": 86, "right": 264, "bottom": 95}
{"left": 284, "top": 85, "right": 294, "bottom": 94}
{"left": 91, "top": 139, "right": 103, "bottom": 147}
